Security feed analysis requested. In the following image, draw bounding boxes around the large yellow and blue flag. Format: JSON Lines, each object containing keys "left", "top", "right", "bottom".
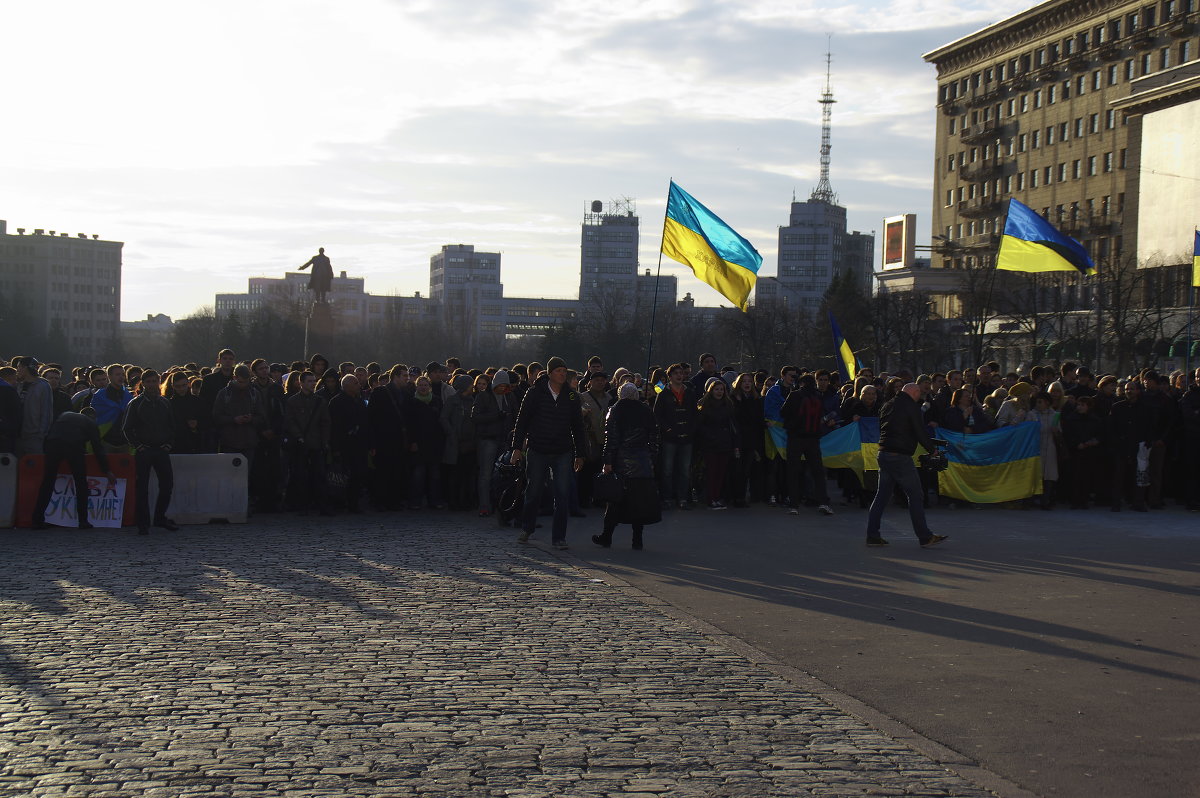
{"left": 997, "top": 198, "right": 1096, "bottom": 276}
{"left": 1192, "top": 230, "right": 1199, "bottom": 288}
{"left": 829, "top": 312, "right": 858, "bottom": 381}
{"left": 937, "top": 422, "right": 1042, "bottom": 503}
{"left": 662, "top": 181, "right": 762, "bottom": 311}
{"left": 820, "top": 421, "right": 864, "bottom": 482}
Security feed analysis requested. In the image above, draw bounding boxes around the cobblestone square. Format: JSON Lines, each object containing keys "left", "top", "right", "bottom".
{"left": 0, "top": 517, "right": 1000, "bottom": 797}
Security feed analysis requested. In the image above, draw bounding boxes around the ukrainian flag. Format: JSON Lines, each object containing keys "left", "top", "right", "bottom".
{"left": 997, "top": 198, "right": 1096, "bottom": 276}
{"left": 937, "top": 422, "right": 1042, "bottom": 503}
{"left": 829, "top": 312, "right": 858, "bottom": 381}
{"left": 820, "top": 421, "right": 863, "bottom": 482}
{"left": 1192, "top": 230, "right": 1199, "bottom": 288}
{"left": 762, "top": 383, "right": 787, "bottom": 460}
{"left": 859, "top": 417, "right": 881, "bottom": 471}
{"left": 662, "top": 181, "right": 762, "bottom": 311}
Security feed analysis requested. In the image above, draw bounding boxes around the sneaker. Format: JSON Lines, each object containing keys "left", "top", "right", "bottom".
{"left": 788, "top": 508, "right": 800, "bottom": 515}
{"left": 591, "top": 535, "right": 611, "bottom": 548}
{"left": 920, "top": 534, "right": 948, "bottom": 548}
{"left": 818, "top": 504, "right": 834, "bottom": 516}
{"left": 865, "top": 537, "right": 890, "bottom": 547}
{"left": 767, "top": 495, "right": 777, "bottom": 507}
{"left": 709, "top": 501, "right": 726, "bottom": 511}
{"left": 552, "top": 540, "right": 568, "bottom": 550}
{"left": 517, "top": 530, "right": 531, "bottom": 544}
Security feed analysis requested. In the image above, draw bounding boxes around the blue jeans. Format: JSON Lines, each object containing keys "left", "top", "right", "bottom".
{"left": 522, "top": 449, "right": 573, "bottom": 542}
{"left": 660, "top": 441, "right": 693, "bottom": 503}
{"left": 866, "top": 451, "right": 933, "bottom": 543}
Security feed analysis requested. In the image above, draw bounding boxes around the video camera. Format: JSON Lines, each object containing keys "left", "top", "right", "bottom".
{"left": 918, "top": 438, "right": 950, "bottom": 473}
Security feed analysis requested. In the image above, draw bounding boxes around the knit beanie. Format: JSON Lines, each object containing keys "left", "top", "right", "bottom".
{"left": 546, "top": 356, "right": 567, "bottom": 373}
{"left": 492, "top": 369, "right": 510, "bottom": 387}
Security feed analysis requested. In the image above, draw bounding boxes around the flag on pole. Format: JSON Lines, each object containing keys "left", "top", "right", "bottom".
{"left": 829, "top": 312, "right": 858, "bottom": 381}
{"left": 996, "top": 198, "right": 1096, "bottom": 276}
{"left": 1192, "top": 230, "right": 1199, "bottom": 288}
{"left": 661, "top": 181, "right": 763, "bottom": 311}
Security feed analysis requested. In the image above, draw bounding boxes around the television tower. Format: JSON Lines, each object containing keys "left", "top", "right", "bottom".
{"left": 810, "top": 46, "right": 838, "bottom": 204}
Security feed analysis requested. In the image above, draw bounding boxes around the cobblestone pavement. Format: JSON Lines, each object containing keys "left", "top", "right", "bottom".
{"left": 1, "top": 517, "right": 997, "bottom": 798}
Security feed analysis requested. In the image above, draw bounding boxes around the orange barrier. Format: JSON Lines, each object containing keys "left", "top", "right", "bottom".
{"left": 15, "top": 453, "right": 137, "bottom": 528}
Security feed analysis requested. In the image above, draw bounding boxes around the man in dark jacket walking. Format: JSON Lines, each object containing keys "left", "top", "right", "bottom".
{"left": 122, "top": 370, "right": 179, "bottom": 535}
{"left": 865, "top": 383, "right": 947, "bottom": 548}
{"left": 511, "top": 356, "right": 585, "bottom": 549}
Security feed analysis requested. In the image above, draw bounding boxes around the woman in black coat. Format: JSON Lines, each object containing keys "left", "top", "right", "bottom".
{"left": 165, "top": 371, "right": 205, "bottom": 454}
{"left": 730, "top": 373, "right": 764, "bottom": 506}
{"left": 593, "top": 383, "right": 661, "bottom": 550}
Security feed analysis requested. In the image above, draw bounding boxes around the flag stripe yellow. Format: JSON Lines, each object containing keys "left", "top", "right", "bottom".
{"left": 662, "top": 216, "right": 756, "bottom": 311}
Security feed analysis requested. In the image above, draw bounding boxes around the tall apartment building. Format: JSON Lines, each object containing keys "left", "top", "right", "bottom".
{"left": 0, "top": 220, "right": 123, "bottom": 362}
{"left": 924, "top": 0, "right": 1200, "bottom": 274}
{"left": 578, "top": 199, "right": 639, "bottom": 304}
{"left": 429, "top": 244, "right": 505, "bottom": 352}
{"left": 756, "top": 199, "right": 875, "bottom": 309}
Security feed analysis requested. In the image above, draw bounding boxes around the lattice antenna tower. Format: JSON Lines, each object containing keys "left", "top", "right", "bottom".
{"left": 810, "top": 45, "right": 838, "bottom": 204}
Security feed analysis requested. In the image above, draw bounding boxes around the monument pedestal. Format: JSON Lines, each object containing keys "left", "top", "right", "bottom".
{"left": 304, "top": 301, "right": 335, "bottom": 358}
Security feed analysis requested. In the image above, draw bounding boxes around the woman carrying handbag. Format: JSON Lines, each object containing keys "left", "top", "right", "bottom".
{"left": 593, "top": 382, "right": 661, "bottom": 550}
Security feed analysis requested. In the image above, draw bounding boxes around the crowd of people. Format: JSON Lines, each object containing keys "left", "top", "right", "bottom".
{"left": 2, "top": 348, "right": 1198, "bottom": 544}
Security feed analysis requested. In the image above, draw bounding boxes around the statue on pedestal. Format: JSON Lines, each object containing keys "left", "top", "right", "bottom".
{"left": 298, "top": 247, "right": 334, "bottom": 304}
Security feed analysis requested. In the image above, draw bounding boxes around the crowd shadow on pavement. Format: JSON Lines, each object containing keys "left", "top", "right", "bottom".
{"left": 583, "top": 510, "right": 1200, "bottom": 685}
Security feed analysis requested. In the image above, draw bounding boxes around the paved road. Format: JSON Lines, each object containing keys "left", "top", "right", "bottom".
{"left": 573, "top": 499, "right": 1200, "bottom": 798}
{"left": 1, "top": 516, "right": 1002, "bottom": 798}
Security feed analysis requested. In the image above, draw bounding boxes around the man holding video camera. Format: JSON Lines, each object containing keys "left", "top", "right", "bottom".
{"left": 865, "top": 382, "right": 948, "bottom": 548}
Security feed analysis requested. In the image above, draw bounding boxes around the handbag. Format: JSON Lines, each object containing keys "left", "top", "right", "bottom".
{"left": 593, "top": 471, "right": 625, "bottom": 504}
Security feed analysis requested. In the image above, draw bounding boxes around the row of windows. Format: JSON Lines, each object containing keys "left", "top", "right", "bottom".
{"left": 583, "top": 248, "right": 634, "bottom": 258}
{"left": 780, "top": 233, "right": 830, "bottom": 245}
{"left": 939, "top": 2, "right": 1196, "bottom": 103}
{"left": 583, "top": 230, "right": 635, "bottom": 242}
{"left": 778, "top": 267, "right": 831, "bottom": 279}
{"left": 779, "top": 251, "right": 829, "bottom": 261}
{"left": 946, "top": 154, "right": 1123, "bottom": 206}
{"left": 945, "top": 197, "right": 1122, "bottom": 240}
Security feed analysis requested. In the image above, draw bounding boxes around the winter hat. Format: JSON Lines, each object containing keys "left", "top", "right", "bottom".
{"left": 546, "top": 356, "right": 568, "bottom": 373}
{"left": 452, "top": 374, "right": 473, "bottom": 392}
{"left": 618, "top": 382, "right": 640, "bottom": 400}
{"left": 492, "top": 369, "right": 511, "bottom": 387}
{"left": 704, "top": 376, "right": 725, "bottom": 393}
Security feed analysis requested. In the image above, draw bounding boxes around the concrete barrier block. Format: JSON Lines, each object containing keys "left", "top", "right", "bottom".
{"left": 148, "top": 453, "right": 248, "bottom": 525}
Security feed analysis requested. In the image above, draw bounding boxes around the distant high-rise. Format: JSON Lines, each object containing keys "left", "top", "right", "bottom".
{"left": 757, "top": 52, "right": 874, "bottom": 309}
{"left": 0, "top": 220, "right": 122, "bottom": 362}
{"left": 579, "top": 199, "right": 639, "bottom": 304}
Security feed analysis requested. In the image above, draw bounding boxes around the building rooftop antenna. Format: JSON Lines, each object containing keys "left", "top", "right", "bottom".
{"left": 810, "top": 41, "right": 838, "bottom": 205}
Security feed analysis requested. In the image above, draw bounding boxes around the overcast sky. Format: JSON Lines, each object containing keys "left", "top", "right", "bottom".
{"left": 0, "top": 0, "right": 1033, "bottom": 321}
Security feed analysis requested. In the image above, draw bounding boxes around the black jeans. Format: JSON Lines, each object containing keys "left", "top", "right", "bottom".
{"left": 866, "top": 451, "right": 932, "bottom": 543}
{"left": 135, "top": 447, "right": 174, "bottom": 530}
{"left": 787, "top": 436, "right": 829, "bottom": 505}
{"left": 288, "top": 448, "right": 328, "bottom": 512}
{"left": 34, "top": 440, "right": 90, "bottom": 525}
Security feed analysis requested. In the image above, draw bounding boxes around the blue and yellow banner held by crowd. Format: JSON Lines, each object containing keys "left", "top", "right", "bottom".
{"left": 661, "top": 181, "right": 762, "bottom": 311}
{"left": 997, "top": 198, "right": 1096, "bottom": 276}
{"left": 820, "top": 418, "right": 1042, "bottom": 502}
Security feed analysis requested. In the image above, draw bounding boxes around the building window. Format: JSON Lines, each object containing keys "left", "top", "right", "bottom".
{"left": 1018, "top": 133, "right": 1027, "bottom": 152}
{"left": 1088, "top": 156, "right": 1098, "bottom": 175}
{"left": 1004, "top": 175, "right": 1014, "bottom": 193}
{"left": 948, "top": 118, "right": 956, "bottom": 134}
{"left": 1020, "top": 94, "right": 1029, "bottom": 112}
{"left": 1142, "top": 53, "right": 1153, "bottom": 75}
{"left": 1017, "top": 172, "right": 1026, "bottom": 190}
{"left": 1073, "top": 159, "right": 1082, "bottom": 179}
{"left": 1125, "top": 59, "right": 1135, "bottom": 80}
{"left": 1104, "top": 152, "right": 1113, "bottom": 172}
{"left": 1031, "top": 169, "right": 1039, "bottom": 188}
{"left": 1182, "top": 41, "right": 1193, "bottom": 63}
{"left": 1006, "top": 98, "right": 1015, "bottom": 116}
{"left": 946, "top": 190, "right": 954, "bottom": 206}
{"left": 1077, "top": 75, "right": 1086, "bottom": 95}
{"left": 1048, "top": 84, "right": 1057, "bottom": 103}
{"left": 1093, "top": 70, "right": 1102, "bottom": 90}
{"left": 1058, "top": 163, "right": 1067, "bottom": 181}
{"left": 1090, "top": 113, "right": 1100, "bottom": 133}
{"left": 1045, "top": 166, "right": 1053, "bottom": 184}
{"left": 1046, "top": 126, "right": 1055, "bottom": 145}
{"left": 1060, "top": 122, "right": 1069, "bottom": 140}
{"left": 1106, "top": 109, "right": 1116, "bottom": 129}
{"left": 1034, "top": 89, "right": 1042, "bottom": 108}
{"left": 1161, "top": 47, "right": 1171, "bottom": 70}
{"left": 1119, "top": 148, "right": 1127, "bottom": 168}
{"left": 1062, "top": 79, "right": 1072, "bottom": 99}
{"left": 1032, "top": 130, "right": 1041, "bottom": 148}
{"left": 1108, "top": 64, "right": 1119, "bottom": 85}
{"left": 1074, "top": 117, "right": 1084, "bottom": 137}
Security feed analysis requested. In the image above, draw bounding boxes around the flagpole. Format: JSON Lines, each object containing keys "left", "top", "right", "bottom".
{"left": 645, "top": 178, "right": 672, "bottom": 377}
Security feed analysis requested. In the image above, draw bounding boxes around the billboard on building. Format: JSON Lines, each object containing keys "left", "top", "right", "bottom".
{"left": 882, "top": 214, "right": 917, "bottom": 270}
